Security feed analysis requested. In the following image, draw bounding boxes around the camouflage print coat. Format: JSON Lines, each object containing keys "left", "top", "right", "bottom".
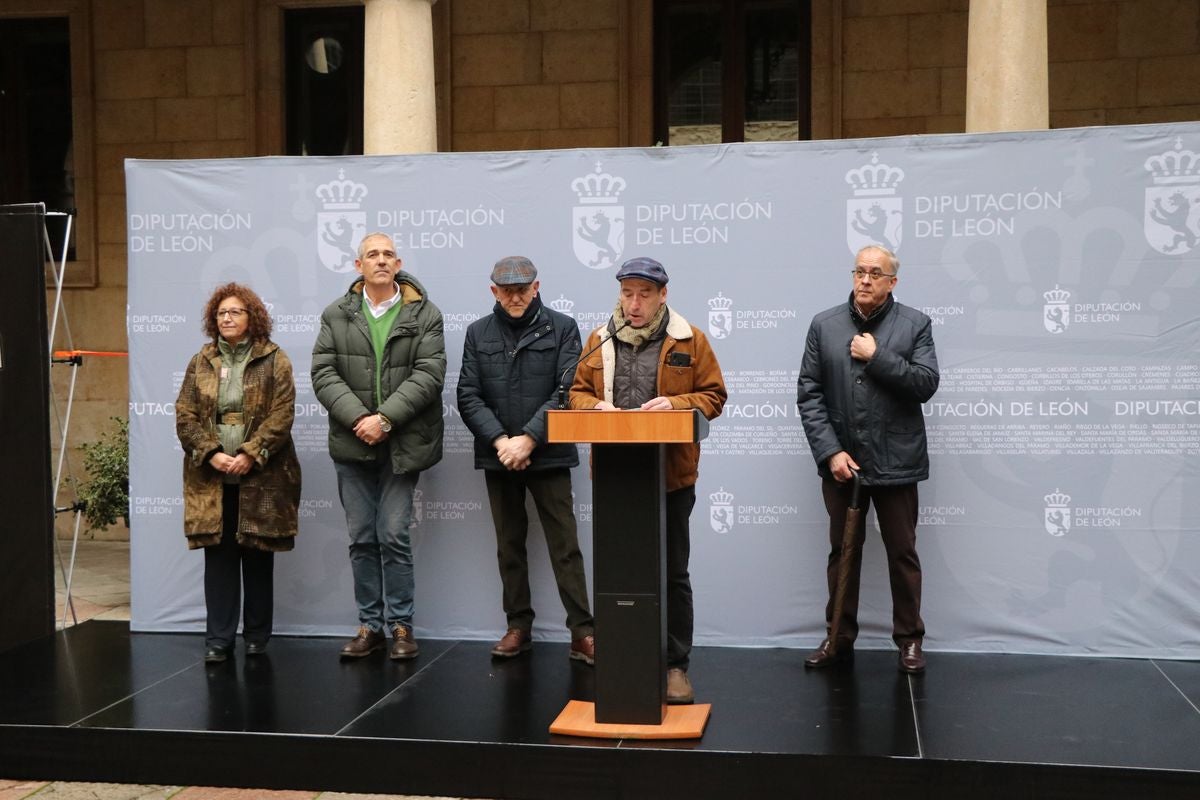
{"left": 175, "top": 340, "right": 302, "bottom": 552}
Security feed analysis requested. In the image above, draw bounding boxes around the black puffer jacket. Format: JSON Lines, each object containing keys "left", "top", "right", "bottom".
{"left": 457, "top": 302, "right": 581, "bottom": 471}
{"left": 797, "top": 293, "right": 940, "bottom": 486}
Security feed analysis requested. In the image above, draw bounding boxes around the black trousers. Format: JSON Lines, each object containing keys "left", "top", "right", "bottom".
{"left": 484, "top": 468, "right": 593, "bottom": 637}
{"left": 204, "top": 484, "right": 275, "bottom": 649}
{"left": 666, "top": 485, "right": 696, "bottom": 670}
{"left": 821, "top": 480, "right": 924, "bottom": 647}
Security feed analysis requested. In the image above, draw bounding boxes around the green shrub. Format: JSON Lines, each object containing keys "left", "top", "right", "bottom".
{"left": 77, "top": 417, "right": 130, "bottom": 531}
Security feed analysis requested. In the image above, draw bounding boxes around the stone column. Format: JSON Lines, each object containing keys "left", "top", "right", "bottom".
{"left": 965, "top": 0, "right": 1048, "bottom": 132}
{"left": 363, "top": 0, "right": 437, "bottom": 154}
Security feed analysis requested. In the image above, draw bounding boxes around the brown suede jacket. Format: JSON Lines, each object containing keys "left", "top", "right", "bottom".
{"left": 569, "top": 307, "right": 727, "bottom": 491}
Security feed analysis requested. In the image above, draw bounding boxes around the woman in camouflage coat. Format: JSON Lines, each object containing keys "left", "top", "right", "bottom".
{"left": 175, "top": 283, "right": 301, "bottom": 663}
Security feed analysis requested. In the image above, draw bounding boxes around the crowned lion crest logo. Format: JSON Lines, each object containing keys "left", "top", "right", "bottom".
{"left": 315, "top": 169, "right": 368, "bottom": 273}
{"left": 1043, "top": 285, "right": 1070, "bottom": 334}
{"left": 571, "top": 162, "right": 626, "bottom": 270}
{"left": 1144, "top": 138, "right": 1200, "bottom": 256}
{"left": 709, "top": 487, "right": 734, "bottom": 534}
{"left": 1043, "top": 489, "right": 1071, "bottom": 537}
{"left": 708, "top": 293, "right": 733, "bottom": 340}
{"left": 845, "top": 152, "right": 904, "bottom": 255}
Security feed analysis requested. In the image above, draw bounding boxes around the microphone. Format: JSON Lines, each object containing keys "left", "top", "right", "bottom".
{"left": 558, "top": 319, "right": 632, "bottom": 409}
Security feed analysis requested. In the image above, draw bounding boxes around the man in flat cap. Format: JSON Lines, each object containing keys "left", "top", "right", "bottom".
{"left": 457, "top": 256, "right": 595, "bottom": 664}
{"left": 570, "top": 256, "right": 727, "bottom": 704}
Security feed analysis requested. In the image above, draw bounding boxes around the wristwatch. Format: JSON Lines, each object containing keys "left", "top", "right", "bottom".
{"left": 377, "top": 413, "right": 392, "bottom": 433}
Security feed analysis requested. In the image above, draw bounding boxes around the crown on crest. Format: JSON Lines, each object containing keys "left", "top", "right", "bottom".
{"left": 845, "top": 152, "right": 905, "bottom": 196}
{"left": 710, "top": 487, "right": 734, "bottom": 506}
{"left": 572, "top": 162, "right": 626, "bottom": 204}
{"left": 1144, "top": 138, "right": 1200, "bottom": 185}
{"left": 708, "top": 292, "right": 734, "bottom": 311}
{"left": 548, "top": 294, "right": 575, "bottom": 314}
{"left": 315, "top": 169, "right": 368, "bottom": 210}
{"left": 1044, "top": 489, "right": 1071, "bottom": 507}
{"left": 1043, "top": 285, "right": 1070, "bottom": 304}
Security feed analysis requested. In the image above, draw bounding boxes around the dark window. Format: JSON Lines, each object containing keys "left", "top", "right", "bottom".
{"left": 285, "top": 6, "right": 365, "bottom": 156}
{"left": 0, "top": 17, "right": 75, "bottom": 261}
{"left": 654, "top": 0, "right": 810, "bottom": 146}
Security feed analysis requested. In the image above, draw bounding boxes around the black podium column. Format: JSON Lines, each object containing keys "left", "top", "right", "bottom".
{"left": 0, "top": 204, "right": 55, "bottom": 652}
{"left": 591, "top": 443, "right": 667, "bottom": 724}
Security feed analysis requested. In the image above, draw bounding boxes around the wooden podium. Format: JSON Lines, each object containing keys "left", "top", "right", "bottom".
{"left": 545, "top": 409, "right": 711, "bottom": 739}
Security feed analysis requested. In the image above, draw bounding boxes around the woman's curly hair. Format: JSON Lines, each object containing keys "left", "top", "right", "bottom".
{"left": 201, "top": 282, "right": 273, "bottom": 343}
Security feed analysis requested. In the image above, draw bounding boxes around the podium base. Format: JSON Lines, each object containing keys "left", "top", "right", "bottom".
{"left": 549, "top": 700, "right": 711, "bottom": 739}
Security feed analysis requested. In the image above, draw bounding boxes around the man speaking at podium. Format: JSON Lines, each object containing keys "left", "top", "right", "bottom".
{"left": 570, "top": 256, "right": 727, "bottom": 705}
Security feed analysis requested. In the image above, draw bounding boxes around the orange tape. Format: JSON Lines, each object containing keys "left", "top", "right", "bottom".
{"left": 53, "top": 350, "right": 129, "bottom": 358}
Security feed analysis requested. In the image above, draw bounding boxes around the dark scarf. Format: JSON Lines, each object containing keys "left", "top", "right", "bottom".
{"left": 494, "top": 293, "right": 544, "bottom": 333}
{"left": 849, "top": 291, "right": 894, "bottom": 333}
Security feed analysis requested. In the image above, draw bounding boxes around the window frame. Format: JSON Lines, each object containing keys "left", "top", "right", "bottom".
{"left": 283, "top": 4, "right": 366, "bottom": 157}
{"left": 652, "top": 0, "right": 811, "bottom": 146}
{"left": 257, "top": 0, "right": 451, "bottom": 155}
{"left": 0, "top": 1, "right": 95, "bottom": 288}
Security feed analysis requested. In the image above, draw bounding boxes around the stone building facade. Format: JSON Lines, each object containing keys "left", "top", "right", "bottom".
{"left": 1, "top": 0, "right": 1196, "bottom": 537}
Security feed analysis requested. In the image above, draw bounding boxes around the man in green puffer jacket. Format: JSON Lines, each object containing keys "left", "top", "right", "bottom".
{"left": 312, "top": 232, "right": 446, "bottom": 661}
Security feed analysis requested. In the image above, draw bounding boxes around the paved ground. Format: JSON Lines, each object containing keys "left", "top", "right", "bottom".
{"left": 5, "top": 539, "right": 483, "bottom": 800}
{"left": 54, "top": 539, "right": 131, "bottom": 626}
{"left": 0, "top": 783, "right": 469, "bottom": 800}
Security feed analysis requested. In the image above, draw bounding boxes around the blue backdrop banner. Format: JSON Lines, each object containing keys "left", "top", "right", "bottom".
{"left": 127, "top": 122, "right": 1200, "bottom": 657}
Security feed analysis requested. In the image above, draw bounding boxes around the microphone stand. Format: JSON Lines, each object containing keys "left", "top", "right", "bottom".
{"left": 558, "top": 320, "right": 632, "bottom": 409}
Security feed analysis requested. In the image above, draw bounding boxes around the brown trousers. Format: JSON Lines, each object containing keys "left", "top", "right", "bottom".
{"left": 821, "top": 480, "right": 924, "bottom": 646}
{"left": 484, "top": 468, "right": 593, "bottom": 638}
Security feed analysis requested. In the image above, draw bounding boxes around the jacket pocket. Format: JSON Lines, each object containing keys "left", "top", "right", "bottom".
{"left": 522, "top": 335, "right": 557, "bottom": 376}
{"left": 661, "top": 365, "right": 693, "bottom": 397}
{"left": 880, "top": 420, "right": 925, "bottom": 473}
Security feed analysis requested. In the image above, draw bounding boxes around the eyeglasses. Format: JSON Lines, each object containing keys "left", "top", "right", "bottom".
{"left": 851, "top": 268, "right": 896, "bottom": 281}
{"left": 215, "top": 308, "right": 248, "bottom": 319}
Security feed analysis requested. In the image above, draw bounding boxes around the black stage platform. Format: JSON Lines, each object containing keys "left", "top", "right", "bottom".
{"left": 1, "top": 621, "right": 1198, "bottom": 799}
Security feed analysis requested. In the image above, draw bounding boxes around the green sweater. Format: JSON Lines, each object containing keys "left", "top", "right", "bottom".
{"left": 364, "top": 298, "right": 404, "bottom": 405}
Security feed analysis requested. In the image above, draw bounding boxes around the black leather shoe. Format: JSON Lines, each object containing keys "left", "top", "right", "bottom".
{"left": 804, "top": 637, "right": 854, "bottom": 669}
{"left": 204, "top": 646, "right": 231, "bottom": 664}
{"left": 899, "top": 641, "right": 926, "bottom": 673}
{"left": 245, "top": 641, "right": 268, "bottom": 656}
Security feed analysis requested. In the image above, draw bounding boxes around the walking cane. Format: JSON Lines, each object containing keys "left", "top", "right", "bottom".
{"left": 827, "top": 470, "right": 864, "bottom": 657}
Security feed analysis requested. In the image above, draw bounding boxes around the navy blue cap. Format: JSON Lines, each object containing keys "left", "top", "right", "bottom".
{"left": 615, "top": 256, "right": 669, "bottom": 286}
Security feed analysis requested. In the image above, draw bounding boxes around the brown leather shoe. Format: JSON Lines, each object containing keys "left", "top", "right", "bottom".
{"left": 666, "top": 667, "right": 694, "bottom": 705}
{"left": 340, "top": 625, "right": 385, "bottom": 659}
{"left": 390, "top": 624, "right": 420, "bottom": 660}
{"left": 804, "top": 637, "right": 854, "bottom": 669}
{"left": 899, "top": 641, "right": 926, "bottom": 673}
{"left": 491, "top": 628, "right": 532, "bottom": 658}
{"left": 569, "top": 634, "right": 595, "bottom": 665}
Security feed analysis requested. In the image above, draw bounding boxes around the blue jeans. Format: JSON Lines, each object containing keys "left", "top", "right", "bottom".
{"left": 334, "top": 459, "right": 419, "bottom": 631}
